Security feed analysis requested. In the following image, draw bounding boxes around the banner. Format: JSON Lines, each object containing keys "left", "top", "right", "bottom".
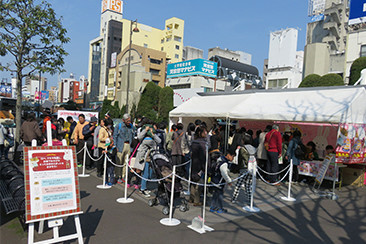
{"left": 58, "top": 110, "right": 99, "bottom": 123}
{"left": 24, "top": 146, "right": 82, "bottom": 223}
{"left": 336, "top": 123, "right": 366, "bottom": 164}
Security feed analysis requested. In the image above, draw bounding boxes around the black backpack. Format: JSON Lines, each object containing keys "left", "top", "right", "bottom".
{"left": 294, "top": 141, "right": 307, "bottom": 160}
{"left": 208, "top": 151, "right": 223, "bottom": 177}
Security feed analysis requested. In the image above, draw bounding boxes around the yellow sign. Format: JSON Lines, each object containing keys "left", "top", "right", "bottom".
{"left": 102, "top": 0, "right": 123, "bottom": 14}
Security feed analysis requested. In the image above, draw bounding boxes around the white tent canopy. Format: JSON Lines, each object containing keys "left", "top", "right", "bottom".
{"left": 169, "top": 86, "right": 366, "bottom": 124}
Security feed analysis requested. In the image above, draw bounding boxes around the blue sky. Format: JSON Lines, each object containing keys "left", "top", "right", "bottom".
{"left": 2, "top": 0, "right": 310, "bottom": 88}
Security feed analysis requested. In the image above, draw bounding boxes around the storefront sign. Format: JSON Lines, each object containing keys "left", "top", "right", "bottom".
{"left": 336, "top": 123, "right": 366, "bottom": 164}
{"left": 24, "top": 146, "right": 81, "bottom": 223}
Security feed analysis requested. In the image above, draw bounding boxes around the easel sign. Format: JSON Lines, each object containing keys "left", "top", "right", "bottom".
{"left": 315, "top": 155, "right": 335, "bottom": 186}
{"left": 24, "top": 146, "right": 82, "bottom": 222}
{"left": 24, "top": 145, "right": 84, "bottom": 244}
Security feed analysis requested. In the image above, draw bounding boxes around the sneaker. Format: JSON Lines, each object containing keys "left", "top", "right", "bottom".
{"left": 216, "top": 208, "right": 228, "bottom": 214}
{"left": 77, "top": 164, "right": 82, "bottom": 168}
{"left": 139, "top": 190, "right": 151, "bottom": 198}
{"left": 127, "top": 184, "right": 131, "bottom": 188}
{"left": 231, "top": 199, "right": 237, "bottom": 204}
{"left": 117, "top": 179, "right": 123, "bottom": 184}
{"left": 107, "top": 182, "right": 113, "bottom": 186}
{"left": 209, "top": 207, "right": 217, "bottom": 213}
{"left": 133, "top": 184, "right": 140, "bottom": 190}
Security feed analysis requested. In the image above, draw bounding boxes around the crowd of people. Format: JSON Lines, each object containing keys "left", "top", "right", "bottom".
{"left": 19, "top": 109, "right": 336, "bottom": 214}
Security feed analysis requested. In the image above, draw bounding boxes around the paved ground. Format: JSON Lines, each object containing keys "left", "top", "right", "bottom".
{"left": 1, "top": 166, "right": 366, "bottom": 244}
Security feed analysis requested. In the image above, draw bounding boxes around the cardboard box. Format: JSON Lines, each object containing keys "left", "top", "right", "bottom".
{"left": 342, "top": 167, "right": 365, "bottom": 187}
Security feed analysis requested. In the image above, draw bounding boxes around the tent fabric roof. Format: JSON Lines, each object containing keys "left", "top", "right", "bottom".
{"left": 169, "top": 86, "right": 366, "bottom": 124}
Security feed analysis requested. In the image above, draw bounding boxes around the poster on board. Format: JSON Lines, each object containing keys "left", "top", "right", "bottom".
{"left": 24, "top": 146, "right": 82, "bottom": 223}
{"left": 336, "top": 123, "right": 366, "bottom": 164}
{"left": 315, "top": 155, "right": 335, "bottom": 184}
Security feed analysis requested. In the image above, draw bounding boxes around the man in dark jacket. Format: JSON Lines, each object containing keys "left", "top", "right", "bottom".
{"left": 20, "top": 112, "right": 42, "bottom": 146}
{"left": 82, "top": 116, "right": 98, "bottom": 169}
{"left": 67, "top": 116, "right": 77, "bottom": 145}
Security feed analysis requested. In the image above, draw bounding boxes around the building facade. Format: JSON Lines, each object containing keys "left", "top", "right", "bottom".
{"left": 208, "top": 47, "right": 252, "bottom": 65}
{"left": 266, "top": 28, "right": 303, "bottom": 89}
{"left": 183, "top": 46, "right": 203, "bottom": 61}
{"left": 303, "top": 0, "right": 349, "bottom": 78}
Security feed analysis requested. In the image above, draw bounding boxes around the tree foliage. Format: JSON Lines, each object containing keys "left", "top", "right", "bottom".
{"left": 0, "top": 0, "right": 69, "bottom": 143}
{"left": 319, "top": 74, "right": 344, "bottom": 86}
{"left": 158, "top": 86, "right": 174, "bottom": 123}
{"left": 100, "top": 99, "right": 122, "bottom": 119}
{"left": 299, "top": 73, "right": 344, "bottom": 87}
{"left": 299, "top": 74, "right": 321, "bottom": 87}
{"left": 136, "top": 82, "right": 162, "bottom": 122}
{"left": 349, "top": 57, "right": 366, "bottom": 85}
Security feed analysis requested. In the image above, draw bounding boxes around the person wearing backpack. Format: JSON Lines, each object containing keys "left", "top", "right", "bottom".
{"left": 286, "top": 130, "right": 302, "bottom": 183}
{"left": 209, "top": 151, "right": 236, "bottom": 213}
{"left": 231, "top": 133, "right": 256, "bottom": 203}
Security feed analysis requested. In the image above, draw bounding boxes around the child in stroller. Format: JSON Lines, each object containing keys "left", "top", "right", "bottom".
{"left": 147, "top": 150, "right": 189, "bottom": 215}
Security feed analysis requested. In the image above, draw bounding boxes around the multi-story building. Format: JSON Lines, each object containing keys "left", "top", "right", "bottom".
{"left": 58, "top": 77, "right": 86, "bottom": 104}
{"left": 183, "top": 46, "right": 203, "bottom": 61}
{"left": 88, "top": 0, "right": 185, "bottom": 103}
{"left": 107, "top": 44, "right": 166, "bottom": 109}
{"left": 266, "top": 28, "right": 303, "bottom": 89}
{"left": 48, "top": 86, "right": 58, "bottom": 104}
{"left": 303, "top": 0, "right": 349, "bottom": 78}
{"left": 208, "top": 47, "right": 252, "bottom": 65}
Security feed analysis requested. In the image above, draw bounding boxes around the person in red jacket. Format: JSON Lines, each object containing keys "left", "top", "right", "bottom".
{"left": 264, "top": 124, "right": 282, "bottom": 184}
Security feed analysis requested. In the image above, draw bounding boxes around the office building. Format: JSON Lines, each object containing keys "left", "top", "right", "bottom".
{"left": 266, "top": 28, "right": 303, "bottom": 89}
{"left": 303, "top": 0, "right": 348, "bottom": 78}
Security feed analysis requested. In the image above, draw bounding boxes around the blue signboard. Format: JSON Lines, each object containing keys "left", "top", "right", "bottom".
{"left": 0, "top": 85, "right": 12, "bottom": 98}
{"left": 349, "top": 0, "right": 366, "bottom": 25}
{"left": 310, "top": 14, "right": 324, "bottom": 22}
{"left": 41, "top": 91, "right": 49, "bottom": 100}
{"left": 167, "top": 58, "right": 217, "bottom": 78}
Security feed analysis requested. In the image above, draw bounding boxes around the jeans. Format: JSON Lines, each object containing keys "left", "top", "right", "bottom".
{"left": 266, "top": 151, "right": 279, "bottom": 183}
{"left": 140, "top": 162, "right": 152, "bottom": 191}
{"left": 210, "top": 187, "right": 224, "bottom": 210}
{"left": 106, "top": 166, "right": 115, "bottom": 183}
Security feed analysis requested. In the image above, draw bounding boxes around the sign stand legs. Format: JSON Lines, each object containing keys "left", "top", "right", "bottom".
{"left": 28, "top": 215, "right": 84, "bottom": 244}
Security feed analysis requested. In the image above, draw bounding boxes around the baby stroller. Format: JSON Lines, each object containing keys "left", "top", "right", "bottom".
{"left": 147, "top": 150, "right": 189, "bottom": 215}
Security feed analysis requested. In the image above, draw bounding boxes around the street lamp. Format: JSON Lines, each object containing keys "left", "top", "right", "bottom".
{"left": 125, "top": 19, "right": 139, "bottom": 113}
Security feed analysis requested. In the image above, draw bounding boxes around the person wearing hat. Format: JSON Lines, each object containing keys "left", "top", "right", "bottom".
{"left": 97, "top": 119, "right": 113, "bottom": 177}
{"left": 81, "top": 116, "right": 98, "bottom": 169}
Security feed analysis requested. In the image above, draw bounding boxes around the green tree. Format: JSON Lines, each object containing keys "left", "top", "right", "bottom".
{"left": 0, "top": 0, "right": 69, "bottom": 144}
{"left": 158, "top": 86, "right": 174, "bottom": 123}
{"left": 299, "top": 74, "right": 321, "bottom": 87}
{"left": 349, "top": 57, "right": 366, "bottom": 85}
{"left": 136, "top": 82, "right": 161, "bottom": 122}
{"left": 318, "top": 74, "right": 344, "bottom": 86}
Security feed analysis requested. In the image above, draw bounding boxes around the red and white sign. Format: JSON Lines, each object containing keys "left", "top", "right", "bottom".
{"left": 58, "top": 110, "right": 98, "bottom": 123}
{"left": 24, "top": 146, "right": 81, "bottom": 223}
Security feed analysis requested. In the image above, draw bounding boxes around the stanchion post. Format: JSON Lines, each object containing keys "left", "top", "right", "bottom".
{"left": 281, "top": 159, "right": 296, "bottom": 202}
{"left": 79, "top": 142, "right": 90, "bottom": 178}
{"left": 96, "top": 154, "right": 111, "bottom": 189}
{"left": 184, "top": 160, "right": 191, "bottom": 196}
{"left": 117, "top": 155, "right": 134, "bottom": 203}
{"left": 160, "top": 165, "right": 180, "bottom": 226}
{"left": 243, "top": 159, "right": 260, "bottom": 213}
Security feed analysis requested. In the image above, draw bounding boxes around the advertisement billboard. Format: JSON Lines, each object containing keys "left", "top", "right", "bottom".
{"left": 308, "top": 0, "right": 326, "bottom": 16}
{"left": 268, "top": 28, "right": 298, "bottom": 69}
{"left": 349, "top": 0, "right": 366, "bottom": 25}
{"left": 41, "top": 91, "right": 49, "bottom": 101}
{"left": 167, "top": 59, "right": 217, "bottom": 79}
{"left": 0, "top": 85, "right": 12, "bottom": 98}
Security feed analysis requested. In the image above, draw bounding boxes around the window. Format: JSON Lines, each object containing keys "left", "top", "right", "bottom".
{"left": 174, "top": 36, "right": 182, "bottom": 42}
{"left": 161, "top": 47, "right": 164, "bottom": 51}
{"left": 175, "top": 45, "right": 180, "bottom": 50}
{"left": 166, "top": 37, "right": 171, "bottom": 42}
{"left": 175, "top": 54, "right": 179, "bottom": 59}
{"left": 361, "top": 45, "right": 366, "bottom": 57}
{"left": 170, "top": 84, "right": 191, "bottom": 89}
{"left": 161, "top": 39, "right": 164, "bottom": 43}
{"left": 144, "top": 43, "right": 148, "bottom": 48}
{"left": 150, "top": 58, "right": 162, "bottom": 64}
{"left": 150, "top": 68, "right": 160, "bottom": 75}
{"left": 267, "top": 78, "right": 288, "bottom": 89}
{"left": 203, "top": 87, "right": 213, "bottom": 93}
